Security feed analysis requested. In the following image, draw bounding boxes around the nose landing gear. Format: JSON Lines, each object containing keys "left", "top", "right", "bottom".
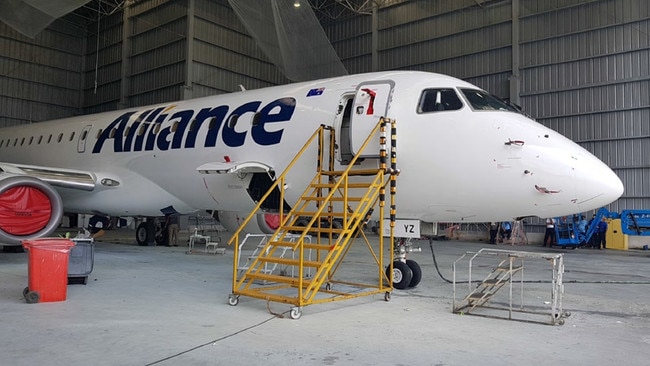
{"left": 386, "top": 237, "right": 422, "bottom": 290}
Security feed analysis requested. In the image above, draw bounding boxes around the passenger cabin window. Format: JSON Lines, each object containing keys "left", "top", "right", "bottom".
{"left": 460, "top": 89, "right": 518, "bottom": 112}
{"left": 418, "top": 88, "right": 463, "bottom": 113}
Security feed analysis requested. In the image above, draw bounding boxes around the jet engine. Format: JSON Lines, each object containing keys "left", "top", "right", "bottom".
{"left": 217, "top": 211, "right": 280, "bottom": 234}
{"left": 0, "top": 176, "right": 63, "bottom": 245}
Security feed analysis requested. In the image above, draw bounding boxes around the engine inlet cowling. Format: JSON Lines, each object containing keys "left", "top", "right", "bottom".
{"left": 0, "top": 176, "right": 63, "bottom": 245}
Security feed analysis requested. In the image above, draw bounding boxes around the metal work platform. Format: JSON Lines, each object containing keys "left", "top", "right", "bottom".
{"left": 453, "top": 248, "right": 568, "bottom": 326}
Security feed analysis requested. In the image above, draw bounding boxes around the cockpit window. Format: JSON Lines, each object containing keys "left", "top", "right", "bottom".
{"left": 417, "top": 88, "right": 463, "bottom": 113}
{"left": 460, "top": 89, "right": 518, "bottom": 112}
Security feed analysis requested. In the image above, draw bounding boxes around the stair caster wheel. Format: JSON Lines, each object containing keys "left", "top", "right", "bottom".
{"left": 228, "top": 294, "right": 239, "bottom": 306}
{"left": 384, "top": 291, "right": 391, "bottom": 302}
{"left": 325, "top": 283, "right": 331, "bottom": 291}
{"left": 289, "top": 307, "right": 302, "bottom": 320}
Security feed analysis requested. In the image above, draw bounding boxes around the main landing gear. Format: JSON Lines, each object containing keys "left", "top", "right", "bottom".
{"left": 386, "top": 237, "right": 422, "bottom": 290}
{"left": 135, "top": 218, "right": 166, "bottom": 246}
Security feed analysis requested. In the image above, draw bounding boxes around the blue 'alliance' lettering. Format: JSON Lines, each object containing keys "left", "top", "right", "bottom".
{"left": 91, "top": 97, "right": 296, "bottom": 154}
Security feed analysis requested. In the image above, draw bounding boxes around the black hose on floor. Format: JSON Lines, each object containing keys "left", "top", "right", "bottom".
{"left": 427, "top": 237, "right": 650, "bottom": 285}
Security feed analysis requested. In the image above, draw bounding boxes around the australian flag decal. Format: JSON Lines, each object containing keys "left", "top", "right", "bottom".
{"left": 306, "top": 87, "right": 325, "bottom": 97}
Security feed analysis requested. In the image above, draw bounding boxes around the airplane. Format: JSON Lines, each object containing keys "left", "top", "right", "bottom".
{"left": 0, "top": 70, "right": 624, "bottom": 286}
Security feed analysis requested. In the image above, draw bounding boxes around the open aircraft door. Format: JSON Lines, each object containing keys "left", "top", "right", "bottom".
{"left": 349, "top": 81, "right": 394, "bottom": 158}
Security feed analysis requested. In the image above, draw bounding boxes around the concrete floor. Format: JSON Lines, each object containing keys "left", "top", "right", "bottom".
{"left": 1, "top": 228, "right": 650, "bottom": 366}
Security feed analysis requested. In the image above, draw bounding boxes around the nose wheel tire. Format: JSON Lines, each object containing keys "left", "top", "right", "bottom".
{"left": 386, "top": 260, "right": 413, "bottom": 290}
{"left": 406, "top": 259, "right": 422, "bottom": 288}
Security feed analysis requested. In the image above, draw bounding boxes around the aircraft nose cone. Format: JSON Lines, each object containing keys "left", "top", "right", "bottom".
{"left": 573, "top": 152, "right": 624, "bottom": 209}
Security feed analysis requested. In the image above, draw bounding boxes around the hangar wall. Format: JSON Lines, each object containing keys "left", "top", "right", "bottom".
{"left": 84, "top": 0, "right": 286, "bottom": 114}
{"left": 325, "top": 0, "right": 650, "bottom": 213}
{"left": 0, "top": 0, "right": 286, "bottom": 124}
{"left": 0, "top": 21, "right": 84, "bottom": 125}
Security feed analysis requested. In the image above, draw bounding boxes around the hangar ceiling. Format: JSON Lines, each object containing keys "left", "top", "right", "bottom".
{"left": 0, "top": 0, "right": 408, "bottom": 37}
{"left": 0, "top": 0, "right": 90, "bottom": 38}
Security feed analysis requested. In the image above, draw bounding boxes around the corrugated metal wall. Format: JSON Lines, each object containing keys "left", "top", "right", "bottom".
{"left": 519, "top": 0, "right": 650, "bottom": 212}
{"left": 0, "top": 20, "right": 84, "bottom": 126}
{"left": 84, "top": 0, "right": 284, "bottom": 109}
{"left": 191, "top": 0, "right": 286, "bottom": 98}
{"left": 0, "top": 0, "right": 285, "bottom": 124}
{"left": 325, "top": 0, "right": 650, "bottom": 214}
{"left": 83, "top": 10, "right": 123, "bottom": 114}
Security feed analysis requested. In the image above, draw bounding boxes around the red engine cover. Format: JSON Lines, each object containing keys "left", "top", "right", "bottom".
{"left": 0, "top": 186, "right": 52, "bottom": 235}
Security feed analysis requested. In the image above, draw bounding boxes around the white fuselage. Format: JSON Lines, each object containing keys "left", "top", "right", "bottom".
{"left": 0, "top": 71, "right": 624, "bottom": 222}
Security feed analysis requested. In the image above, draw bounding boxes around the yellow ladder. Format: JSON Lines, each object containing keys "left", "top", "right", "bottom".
{"left": 227, "top": 118, "right": 398, "bottom": 319}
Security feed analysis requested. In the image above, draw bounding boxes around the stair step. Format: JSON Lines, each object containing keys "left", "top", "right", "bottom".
{"left": 292, "top": 211, "right": 349, "bottom": 218}
{"left": 301, "top": 196, "right": 364, "bottom": 202}
{"left": 283, "top": 226, "right": 345, "bottom": 234}
{"left": 496, "top": 264, "right": 523, "bottom": 272}
{"left": 310, "top": 182, "right": 374, "bottom": 189}
{"left": 257, "top": 257, "right": 323, "bottom": 268}
{"left": 267, "top": 240, "right": 338, "bottom": 251}
{"left": 272, "top": 241, "right": 339, "bottom": 251}
{"left": 237, "top": 266, "right": 273, "bottom": 274}
{"left": 467, "top": 292, "right": 492, "bottom": 301}
{"left": 321, "top": 169, "right": 381, "bottom": 176}
{"left": 481, "top": 278, "right": 504, "bottom": 286}
{"left": 245, "top": 272, "right": 313, "bottom": 287}
{"left": 267, "top": 240, "right": 300, "bottom": 248}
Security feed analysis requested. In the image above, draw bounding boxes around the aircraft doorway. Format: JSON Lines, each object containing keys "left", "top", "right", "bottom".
{"left": 77, "top": 125, "right": 93, "bottom": 153}
{"left": 349, "top": 81, "right": 394, "bottom": 158}
{"left": 336, "top": 96, "right": 354, "bottom": 164}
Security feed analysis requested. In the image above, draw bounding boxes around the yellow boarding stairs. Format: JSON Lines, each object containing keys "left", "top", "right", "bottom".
{"left": 227, "top": 118, "right": 399, "bottom": 319}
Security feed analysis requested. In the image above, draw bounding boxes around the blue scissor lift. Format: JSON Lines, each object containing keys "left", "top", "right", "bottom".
{"left": 554, "top": 208, "right": 650, "bottom": 248}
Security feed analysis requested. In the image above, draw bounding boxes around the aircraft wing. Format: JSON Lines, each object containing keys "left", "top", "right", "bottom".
{"left": 0, "top": 162, "right": 97, "bottom": 191}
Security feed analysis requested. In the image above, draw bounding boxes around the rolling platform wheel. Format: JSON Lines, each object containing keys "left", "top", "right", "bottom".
{"left": 289, "top": 307, "right": 302, "bottom": 320}
{"left": 228, "top": 294, "right": 239, "bottom": 306}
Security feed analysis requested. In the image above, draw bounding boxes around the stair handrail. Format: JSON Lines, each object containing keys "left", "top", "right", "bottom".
{"left": 275, "top": 117, "right": 392, "bottom": 248}
{"left": 227, "top": 125, "right": 328, "bottom": 247}
{"left": 228, "top": 118, "right": 393, "bottom": 248}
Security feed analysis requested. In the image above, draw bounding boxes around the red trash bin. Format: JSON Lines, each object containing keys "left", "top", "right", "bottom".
{"left": 22, "top": 238, "right": 76, "bottom": 303}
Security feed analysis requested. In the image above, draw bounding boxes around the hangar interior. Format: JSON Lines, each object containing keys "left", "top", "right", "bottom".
{"left": 0, "top": 0, "right": 648, "bottom": 226}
